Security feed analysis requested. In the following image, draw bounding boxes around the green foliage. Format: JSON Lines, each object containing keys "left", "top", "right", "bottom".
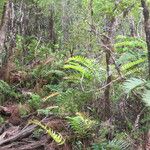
{"left": 115, "top": 36, "right": 146, "bottom": 53}
{"left": 142, "top": 90, "right": 150, "bottom": 107}
{"left": 124, "top": 78, "right": 150, "bottom": 107}
{"left": 121, "top": 58, "right": 146, "bottom": 72}
{"left": 16, "top": 35, "right": 52, "bottom": 67}
{"left": 123, "top": 78, "right": 146, "bottom": 94}
{"left": 0, "top": 80, "right": 20, "bottom": 103}
{"left": 0, "top": 0, "right": 5, "bottom": 20}
{"left": 57, "top": 88, "right": 93, "bottom": 114}
{"left": 29, "top": 119, "right": 65, "bottom": 145}
{"left": 0, "top": 0, "right": 149, "bottom": 148}
{"left": 67, "top": 113, "right": 97, "bottom": 137}
{"left": 63, "top": 56, "right": 102, "bottom": 94}
{"left": 37, "top": 106, "right": 59, "bottom": 116}
{"left": 33, "top": 0, "right": 55, "bottom": 8}
{"left": 115, "top": 36, "right": 147, "bottom": 76}
{"left": 0, "top": 116, "right": 4, "bottom": 124}
{"left": 32, "top": 128, "right": 44, "bottom": 139}
{"left": 64, "top": 56, "right": 98, "bottom": 81}
{"left": 28, "top": 94, "right": 41, "bottom": 110}
{"left": 92, "top": 139, "right": 130, "bottom": 150}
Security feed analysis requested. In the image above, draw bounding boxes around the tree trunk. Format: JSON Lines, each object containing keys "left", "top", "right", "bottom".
{"left": 141, "top": 1, "right": 150, "bottom": 149}
{"left": 0, "top": 2, "right": 10, "bottom": 64}
{"left": 102, "top": 17, "right": 116, "bottom": 120}
{"left": 0, "top": 0, "right": 16, "bottom": 82}
{"left": 61, "top": 0, "right": 69, "bottom": 44}
{"left": 129, "top": 15, "right": 136, "bottom": 37}
{"left": 141, "top": 0, "right": 150, "bottom": 78}
{"left": 48, "top": 5, "right": 56, "bottom": 51}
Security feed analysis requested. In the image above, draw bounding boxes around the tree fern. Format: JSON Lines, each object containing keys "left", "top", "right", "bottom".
{"left": 29, "top": 119, "right": 65, "bottom": 145}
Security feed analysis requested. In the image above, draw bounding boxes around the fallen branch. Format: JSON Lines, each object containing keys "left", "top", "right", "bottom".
{"left": 0, "top": 124, "right": 37, "bottom": 146}
{"left": 0, "top": 141, "right": 45, "bottom": 150}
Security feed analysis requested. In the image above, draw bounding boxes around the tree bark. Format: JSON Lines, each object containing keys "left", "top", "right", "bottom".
{"left": 141, "top": 0, "right": 150, "bottom": 78}
{"left": 61, "top": 0, "right": 69, "bottom": 44}
{"left": 141, "top": 1, "right": 150, "bottom": 149}
{"left": 102, "top": 17, "right": 116, "bottom": 120}
{"left": 129, "top": 15, "right": 136, "bottom": 37}
{"left": 0, "top": 1, "right": 10, "bottom": 64}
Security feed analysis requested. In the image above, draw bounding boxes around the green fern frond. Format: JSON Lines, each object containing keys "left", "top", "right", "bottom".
{"left": 0, "top": 80, "right": 19, "bottom": 98}
{"left": 64, "top": 56, "right": 97, "bottom": 81}
{"left": 67, "top": 55, "right": 95, "bottom": 69}
{"left": 107, "top": 139, "right": 130, "bottom": 150}
{"left": 42, "top": 70, "right": 65, "bottom": 77}
{"left": 123, "top": 78, "right": 146, "bottom": 94}
{"left": 67, "top": 113, "right": 96, "bottom": 136}
{"left": 115, "top": 36, "right": 146, "bottom": 53}
{"left": 115, "top": 41, "right": 146, "bottom": 51}
{"left": 142, "top": 90, "right": 150, "bottom": 107}
{"left": 121, "top": 58, "right": 146, "bottom": 71}
{"left": 92, "top": 139, "right": 130, "bottom": 150}
{"left": 0, "top": 80, "right": 11, "bottom": 93}
{"left": 29, "top": 119, "right": 65, "bottom": 145}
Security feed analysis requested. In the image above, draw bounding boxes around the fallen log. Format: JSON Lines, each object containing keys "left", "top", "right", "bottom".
{"left": 0, "top": 141, "right": 45, "bottom": 150}
{"left": 0, "top": 124, "right": 37, "bottom": 146}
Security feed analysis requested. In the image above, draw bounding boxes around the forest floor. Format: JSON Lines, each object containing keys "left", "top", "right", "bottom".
{"left": 0, "top": 104, "right": 72, "bottom": 150}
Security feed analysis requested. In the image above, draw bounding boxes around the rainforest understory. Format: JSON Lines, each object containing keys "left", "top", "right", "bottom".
{"left": 0, "top": 0, "right": 150, "bottom": 150}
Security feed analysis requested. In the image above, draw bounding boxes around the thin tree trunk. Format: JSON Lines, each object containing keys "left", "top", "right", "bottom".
{"left": 49, "top": 5, "right": 56, "bottom": 51}
{"left": 1, "top": 0, "right": 16, "bottom": 82}
{"left": 0, "top": 1, "right": 10, "bottom": 61}
{"left": 102, "top": 17, "right": 116, "bottom": 120}
{"left": 129, "top": 15, "right": 136, "bottom": 37}
{"left": 88, "top": 0, "right": 93, "bottom": 53}
{"left": 141, "top": 0, "right": 150, "bottom": 78}
{"left": 61, "top": 0, "right": 69, "bottom": 44}
{"left": 141, "top": 1, "right": 150, "bottom": 149}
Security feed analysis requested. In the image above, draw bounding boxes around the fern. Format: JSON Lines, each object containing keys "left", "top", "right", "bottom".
{"left": 107, "top": 139, "right": 130, "bottom": 150}
{"left": 115, "top": 36, "right": 146, "bottom": 53}
{"left": 123, "top": 78, "right": 146, "bottom": 93}
{"left": 124, "top": 78, "right": 150, "bottom": 107}
{"left": 67, "top": 113, "right": 97, "bottom": 137}
{"left": 142, "top": 90, "right": 150, "bottom": 106}
{"left": 92, "top": 139, "right": 130, "bottom": 150}
{"left": 121, "top": 58, "right": 146, "bottom": 72}
{"left": 29, "top": 119, "right": 65, "bottom": 145}
{"left": 57, "top": 89, "right": 92, "bottom": 113}
{"left": 64, "top": 56, "right": 98, "bottom": 81}
{"left": 0, "top": 80, "right": 20, "bottom": 102}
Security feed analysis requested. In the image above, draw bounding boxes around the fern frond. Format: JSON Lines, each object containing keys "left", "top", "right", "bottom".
{"left": 92, "top": 139, "right": 130, "bottom": 150}
{"left": 123, "top": 78, "right": 146, "bottom": 94}
{"left": 121, "top": 58, "right": 146, "bottom": 71}
{"left": 64, "top": 56, "right": 97, "bottom": 81}
{"left": 67, "top": 55, "right": 95, "bottom": 69}
{"left": 66, "top": 113, "right": 96, "bottom": 136}
{"left": 142, "top": 90, "right": 150, "bottom": 107}
{"left": 0, "top": 80, "right": 19, "bottom": 98}
{"left": 115, "top": 36, "right": 146, "bottom": 53}
{"left": 29, "top": 119, "right": 65, "bottom": 145}
{"left": 108, "top": 139, "right": 130, "bottom": 150}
